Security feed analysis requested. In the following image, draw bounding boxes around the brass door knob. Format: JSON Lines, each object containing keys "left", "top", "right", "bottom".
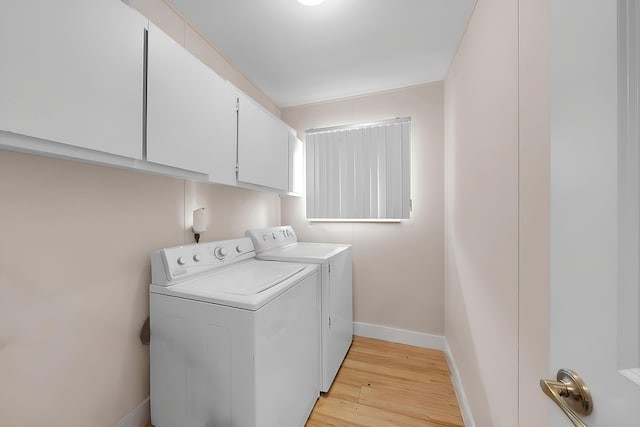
{"left": 540, "top": 369, "right": 593, "bottom": 427}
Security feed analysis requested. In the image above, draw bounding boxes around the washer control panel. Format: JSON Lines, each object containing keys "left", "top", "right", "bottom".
{"left": 245, "top": 225, "right": 298, "bottom": 253}
{"left": 151, "top": 238, "right": 256, "bottom": 286}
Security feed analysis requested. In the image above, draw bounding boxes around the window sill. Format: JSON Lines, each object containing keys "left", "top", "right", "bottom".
{"left": 307, "top": 218, "right": 404, "bottom": 223}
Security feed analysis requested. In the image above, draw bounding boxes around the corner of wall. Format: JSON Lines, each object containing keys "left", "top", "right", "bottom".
{"left": 444, "top": 339, "right": 476, "bottom": 427}
{"left": 114, "top": 397, "right": 150, "bottom": 427}
{"left": 354, "top": 322, "right": 445, "bottom": 350}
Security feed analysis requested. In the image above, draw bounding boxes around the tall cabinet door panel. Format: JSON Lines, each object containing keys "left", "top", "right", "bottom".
{"left": 146, "top": 24, "right": 237, "bottom": 184}
{"left": 0, "top": 0, "right": 146, "bottom": 159}
{"left": 237, "top": 95, "right": 289, "bottom": 192}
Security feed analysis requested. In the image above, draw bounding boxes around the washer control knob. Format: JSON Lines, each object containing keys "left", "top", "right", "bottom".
{"left": 193, "top": 254, "right": 202, "bottom": 262}
{"left": 236, "top": 245, "right": 242, "bottom": 253}
{"left": 214, "top": 247, "right": 228, "bottom": 260}
{"left": 272, "top": 233, "right": 277, "bottom": 239}
{"left": 177, "top": 257, "right": 186, "bottom": 265}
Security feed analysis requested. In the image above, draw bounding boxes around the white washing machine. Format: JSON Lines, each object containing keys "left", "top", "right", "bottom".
{"left": 149, "top": 237, "right": 320, "bottom": 427}
{"left": 245, "top": 225, "right": 352, "bottom": 392}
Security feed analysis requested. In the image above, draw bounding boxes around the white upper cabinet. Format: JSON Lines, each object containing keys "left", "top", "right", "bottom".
{"left": 288, "top": 133, "right": 304, "bottom": 196}
{"left": 0, "top": 0, "right": 146, "bottom": 159}
{"left": 237, "top": 94, "right": 289, "bottom": 192}
{"left": 146, "top": 24, "right": 237, "bottom": 185}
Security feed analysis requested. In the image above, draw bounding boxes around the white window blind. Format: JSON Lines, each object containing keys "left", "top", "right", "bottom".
{"left": 305, "top": 117, "right": 411, "bottom": 220}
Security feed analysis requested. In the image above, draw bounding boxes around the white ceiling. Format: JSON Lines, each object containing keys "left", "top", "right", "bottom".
{"left": 167, "top": 0, "right": 475, "bottom": 107}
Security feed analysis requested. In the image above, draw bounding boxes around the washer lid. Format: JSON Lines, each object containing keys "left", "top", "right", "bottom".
{"left": 150, "top": 259, "right": 316, "bottom": 310}
{"left": 179, "top": 260, "right": 305, "bottom": 296}
{"left": 258, "top": 243, "right": 351, "bottom": 263}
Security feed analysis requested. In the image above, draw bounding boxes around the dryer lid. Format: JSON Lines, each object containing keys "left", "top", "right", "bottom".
{"left": 259, "top": 242, "right": 350, "bottom": 263}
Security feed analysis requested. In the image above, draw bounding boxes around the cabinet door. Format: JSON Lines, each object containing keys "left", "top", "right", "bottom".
{"left": 146, "top": 24, "right": 237, "bottom": 184}
{"left": 0, "top": 0, "right": 146, "bottom": 159}
{"left": 288, "top": 133, "right": 304, "bottom": 195}
{"left": 237, "top": 95, "right": 289, "bottom": 192}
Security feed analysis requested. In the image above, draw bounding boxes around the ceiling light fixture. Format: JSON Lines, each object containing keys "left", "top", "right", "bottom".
{"left": 297, "top": 0, "right": 325, "bottom": 6}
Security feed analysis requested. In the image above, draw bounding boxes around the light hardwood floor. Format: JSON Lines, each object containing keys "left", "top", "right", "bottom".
{"left": 147, "top": 336, "right": 464, "bottom": 427}
{"left": 305, "top": 336, "right": 464, "bottom": 427}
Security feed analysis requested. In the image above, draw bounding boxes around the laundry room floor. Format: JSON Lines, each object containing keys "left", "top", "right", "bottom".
{"left": 146, "top": 336, "right": 463, "bottom": 427}
{"left": 305, "top": 336, "right": 464, "bottom": 427}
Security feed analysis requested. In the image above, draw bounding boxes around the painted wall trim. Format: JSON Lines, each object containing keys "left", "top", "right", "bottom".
{"left": 353, "top": 322, "right": 445, "bottom": 351}
{"left": 114, "top": 397, "right": 150, "bottom": 427}
{"left": 444, "top": 339, "right": 476, "bottom": 427}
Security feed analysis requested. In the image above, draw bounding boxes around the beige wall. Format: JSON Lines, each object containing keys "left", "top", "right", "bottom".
{"left": 124, "top": 0, "right": 280, "bottom": 116}
{"left": 444, "top": 0, "right": 550, "bottom": 426}
{"left": 518, "top": 0, "right": 550, "bottom": 425}
{"left": 444, "top": 0, "right": 519, "bottom": 425}
{"left": 281, "top": 82, "right": 444, "bottom": 336}
{"left": 0, "top": 151, "right": 281, "bottom": 427}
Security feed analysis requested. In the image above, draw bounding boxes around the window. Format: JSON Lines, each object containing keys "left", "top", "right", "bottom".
{"left": 305, "top": 117, "right": 411, "bottom": 221}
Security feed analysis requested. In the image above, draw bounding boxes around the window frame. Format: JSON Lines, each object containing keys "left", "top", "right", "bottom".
{"left": 304, "top": 117, "right": 411, "bottom": 222}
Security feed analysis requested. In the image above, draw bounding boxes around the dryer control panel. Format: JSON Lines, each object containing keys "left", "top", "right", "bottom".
{"left": 151, "top": 238, "right": 256, "bottom": 286}
{"left": 245, "top": 225, "right": 298, "bottom": 253}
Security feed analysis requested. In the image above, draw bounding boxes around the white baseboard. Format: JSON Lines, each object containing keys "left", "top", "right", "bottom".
{"left": 444, "top": 340, "right": 476, "bottom": 427}
{"left": 114, "top": 397, "right": 150, "bottom": 427}
{"left": 353, "top": 322, "right": 445, "bottom": 351}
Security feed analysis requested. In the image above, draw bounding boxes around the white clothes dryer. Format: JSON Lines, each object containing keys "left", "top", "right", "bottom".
{"left": 149, "top": 237, "right": 320, "bottom": 427}
{"left": 245, "top": 225, "right": 353, "bottom": 392}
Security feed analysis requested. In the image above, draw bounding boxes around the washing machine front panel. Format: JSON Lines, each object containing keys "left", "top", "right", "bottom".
{"left": 150, "top": 293, "right": 255, "bottom": 427}
{"left": 150, "top": 272, "right": 321, "bottom": 427}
